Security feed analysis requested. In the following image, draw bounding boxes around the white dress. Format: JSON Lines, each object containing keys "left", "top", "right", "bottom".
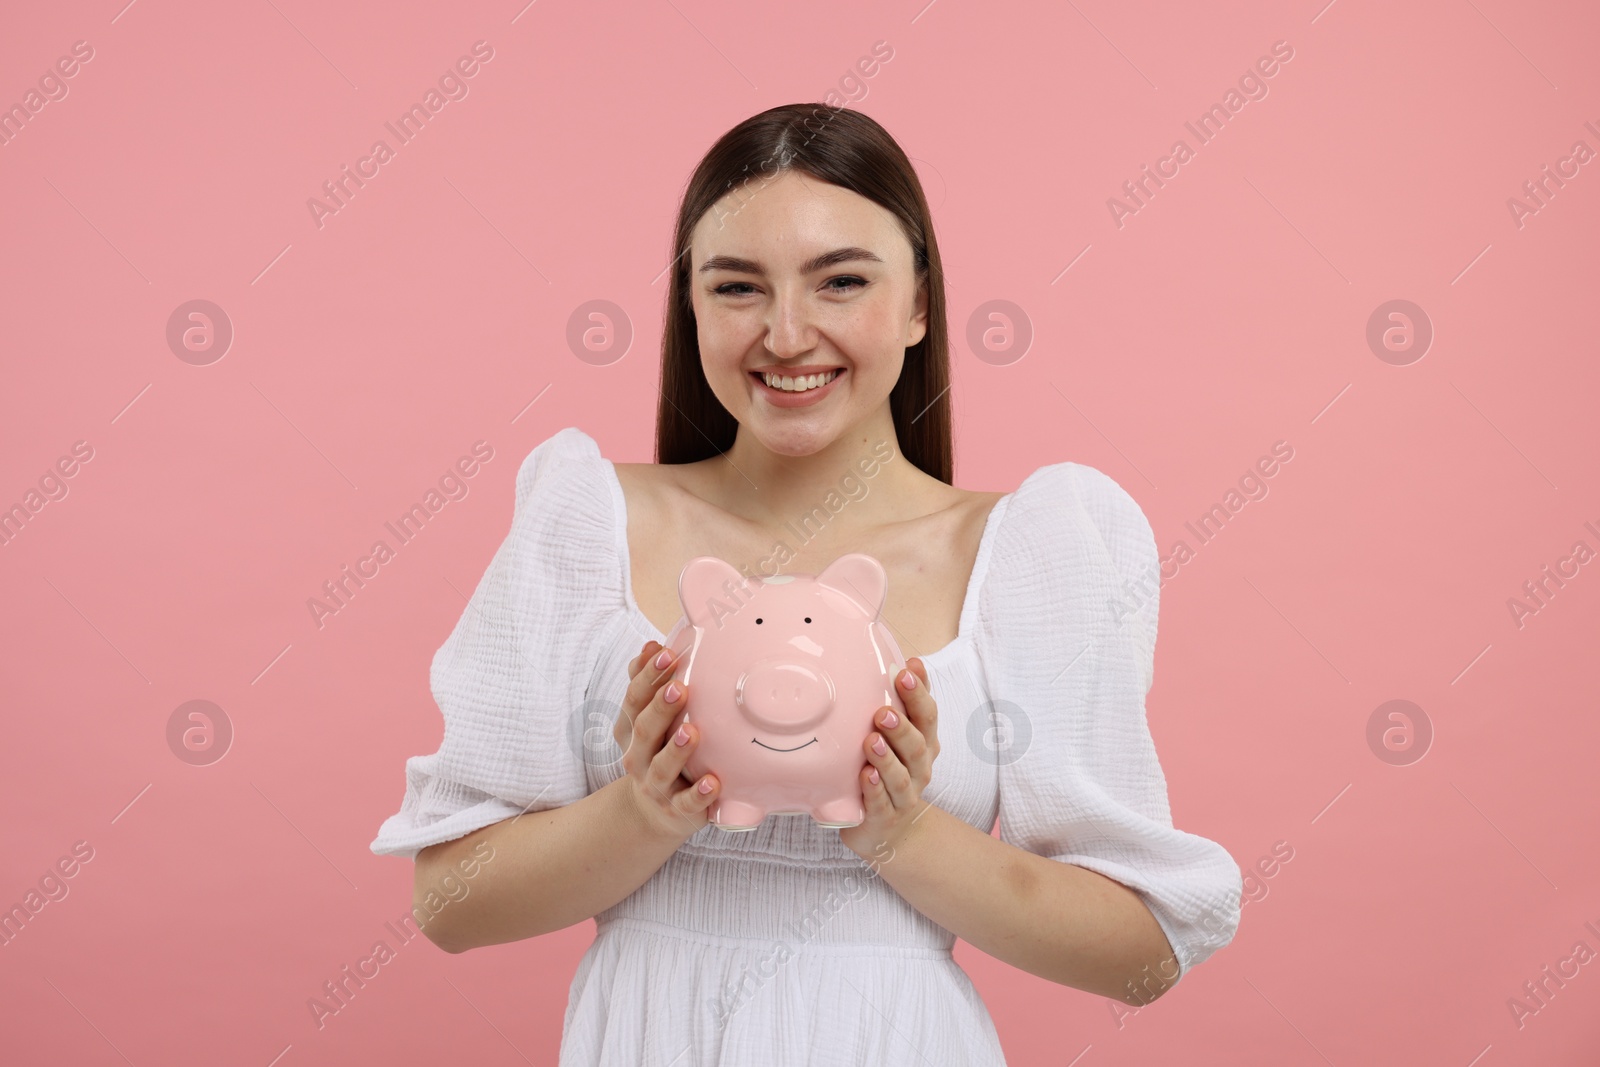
{"left": 371, "top": 426, "right": 1242, "bottom": 1066}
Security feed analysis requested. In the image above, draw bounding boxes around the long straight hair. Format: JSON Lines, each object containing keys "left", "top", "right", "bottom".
{"left": 654, "top": 104, "right": 953, "bottom": 484}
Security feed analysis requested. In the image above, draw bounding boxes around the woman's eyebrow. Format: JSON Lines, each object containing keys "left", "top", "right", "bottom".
{"left": 698, "top": 246, "right": 884, "bottom": 276}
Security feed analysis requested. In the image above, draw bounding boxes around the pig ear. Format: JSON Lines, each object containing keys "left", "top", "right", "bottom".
{"left": 679, "top": 556, "right": 749, "bottom": 626}
{"left": 817, "top": 553, "right": 888, "bottom": 615}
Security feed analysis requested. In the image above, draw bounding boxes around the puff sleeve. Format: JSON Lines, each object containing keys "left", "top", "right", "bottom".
{"left": 974, "top": 463, "right": 1241, "bottom": 985}
{"left": 369, "top": 427, "right": 619, "bottom": 861}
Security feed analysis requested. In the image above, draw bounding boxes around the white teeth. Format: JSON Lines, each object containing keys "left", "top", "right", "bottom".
{"left": 762, "top": 369, "right": 839, "bottom": 392}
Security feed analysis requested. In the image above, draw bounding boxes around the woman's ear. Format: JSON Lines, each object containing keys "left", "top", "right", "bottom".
{"left": 906, "top": 275, "right": 928, "bottom": 347}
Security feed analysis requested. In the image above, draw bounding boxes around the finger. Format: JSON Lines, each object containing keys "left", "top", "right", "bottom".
{"left": 623, "top": 643, "right": 680, "bottom": 723}
{"left": 860, "top": 762, "right": 889, "bottom": 818}
{"left": 649, "top": 719, "right": 716, "bottom": 801}
{"left": 874, "top": 697, "right": 929, "bottom": 771}
{"left": 864, "top": 730, "right": 913, "bottom": 808}
{"left": 646, "top": 724, "right": 718, "bottom": 835}
{"left": 618, "top": 670, "right": 686, "bottom": 770}
{"left": 896, "top": 660, "right": 935, "bottom": 730}
{"left": 674, "top": 769, "right": 720, "bottom": 817}
{"left": 619, "top": 645, "right": 668, "bottom": 745}
{"left": 612, "top": 690, "right": 641, "bottom": 750}
{"left": 895, "top": 662, "right": 939, "bottom": 759}
{"left": 616, "top": 642, "right": 656, "bottom": 746}
{"left": 645, "top": 716, "right": 697, "bottom": 795}
{"left": 629, "top": 640, "right": 663, "bottom": 680}
{"left": 635, "top": 676, "right": 688, "bottom": 755}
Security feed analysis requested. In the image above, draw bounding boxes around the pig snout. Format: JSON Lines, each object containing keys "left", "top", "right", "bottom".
{"left": 736, "top": 660, "right": 835, "bottom": 731}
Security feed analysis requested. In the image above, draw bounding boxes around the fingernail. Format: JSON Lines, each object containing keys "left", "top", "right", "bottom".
{"left": 899, "top": 669, "right": 917, "bottom": 690}
{"left": 664, "top": 682, "right": 682, "bottom": 704}
{"left": 868, "top": 767, "right": 880, "bottom": 784}
{"left": 654, "top": 649, "right": 673, "bottom": 669}
{"left": 880, "top": 708, "right": 898, "bottom": 729}
{"left": 698, "top": 776, "right": 714, "bottom": 794}
{"left": 872, "top": 735, "right": 888, "bottom": 756}
{"left": 674, "top": 725, "right": 690, "bottom": 746}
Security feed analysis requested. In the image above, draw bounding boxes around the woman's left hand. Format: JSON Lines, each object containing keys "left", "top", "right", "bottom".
{"left": 838, "top": 658, "right": 939, "bottom": 866}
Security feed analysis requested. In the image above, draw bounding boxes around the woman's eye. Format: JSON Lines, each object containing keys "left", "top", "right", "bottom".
{"left": 710, "top": 277, "right": 866, "bottom": 296}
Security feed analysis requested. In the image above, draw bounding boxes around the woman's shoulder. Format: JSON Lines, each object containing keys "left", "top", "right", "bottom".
{"left": 980, "top": 460, "right": 1158, "bottom": 621}
{"left": 517, "top": 424, "right": 603, "bottom": 480}
{"left": 610, "top": 449, "right": 729, "bottom": 527}
{"left": 510, "top": 426, "right": 619, "bottom": 545}
{"left": 945, "top": 485, "right": 1009, "bottom": 558}
{"left": 514, "top": 425, "right": 622, "bottom": 495}
{"left": 996, "top": 460, "right": 1153, "bottom": 550}
{"left": 608, "top": 456, "right": 672, "bottom": 503}
{"left": 609, "top": 450, "right": 718, "bottom": 485}
{"left": 976, "top": 460, "right": 1161, "bottom": 688}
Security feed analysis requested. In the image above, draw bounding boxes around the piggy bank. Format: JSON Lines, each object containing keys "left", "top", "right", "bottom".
{"left": 660, "top": 553, "right": 908, "bottom": 831}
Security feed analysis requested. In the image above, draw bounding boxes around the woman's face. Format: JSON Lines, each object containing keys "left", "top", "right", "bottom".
{"left": 687, "top": 169, "right": 927, "bottom": 458}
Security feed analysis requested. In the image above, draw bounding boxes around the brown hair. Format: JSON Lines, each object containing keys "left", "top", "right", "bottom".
{"left": 654, "top": 103, "right": 953, "bottom": 484}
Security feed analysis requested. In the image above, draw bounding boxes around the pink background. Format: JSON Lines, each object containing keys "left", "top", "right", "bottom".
{"left": 3, "top": 1, "right": 1598, "bottom": 1063}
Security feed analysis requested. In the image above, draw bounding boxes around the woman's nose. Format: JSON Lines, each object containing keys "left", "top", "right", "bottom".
{"left": 762, "top": 292, "right": 817, "bottom": 356}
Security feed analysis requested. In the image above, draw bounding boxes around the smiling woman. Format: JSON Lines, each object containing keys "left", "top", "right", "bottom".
{"left": 657, "top": 111, "right": 952, "bottom": 484}
{"left": 370, "top": 103, "right": 1242, "bottom": 1066}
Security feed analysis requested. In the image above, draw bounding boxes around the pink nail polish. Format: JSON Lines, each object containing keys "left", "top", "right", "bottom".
{"left": 655, "top": 648, "right": 673, "bottom": 669}
{"left": 880, "top": 708, "right": 898, "bottom": 729}
{"left": 868, "top": 767, "right": 880, "bottom": 784}
{"left": 664, "top": 682, "right": 681, "bottom": 704}
{"left": 872, "top": 735, "right": 888, "bottom": 756}
{"left": 899, "top": 670, "right": 917, "bottom": 690}
{"left": 697, "top": 777, "right": 714, "bottom": 794}
{"left": 674, "top": 725, "right": 690, "bottom": 746}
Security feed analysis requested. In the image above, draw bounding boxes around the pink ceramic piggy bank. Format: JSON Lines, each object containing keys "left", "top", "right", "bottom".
{"left": 660, "top": 553, "right": 908, "bottom": 832}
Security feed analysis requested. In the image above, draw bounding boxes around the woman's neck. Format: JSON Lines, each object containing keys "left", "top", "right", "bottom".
{"left": 705, "top": 406, "right": 948, "bottom": 532}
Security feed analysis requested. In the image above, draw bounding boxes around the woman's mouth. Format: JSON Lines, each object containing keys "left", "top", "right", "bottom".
{"left": 749, "top": 368, "right": 844, "bottom": 408}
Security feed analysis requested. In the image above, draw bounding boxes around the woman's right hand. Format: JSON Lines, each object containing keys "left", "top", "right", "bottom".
{"left": 613, "top": 640, "right": 720, "bottom": 841}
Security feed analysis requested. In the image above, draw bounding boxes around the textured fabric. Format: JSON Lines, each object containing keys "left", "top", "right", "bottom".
{"left": 371, "top": 426, "right": 1242, "bottom": 1066}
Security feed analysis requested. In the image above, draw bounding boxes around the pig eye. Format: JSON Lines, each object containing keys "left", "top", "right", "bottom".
{"left": 804, "top": 617, "right": 811, "bottom": 623}
{"left": 755, "top": 618, "right": 762, "bottom": 624}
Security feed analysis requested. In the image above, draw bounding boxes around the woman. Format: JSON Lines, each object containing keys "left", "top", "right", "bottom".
{"left": 371, "top": 103, "right": 1241, "bottom": 1065}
